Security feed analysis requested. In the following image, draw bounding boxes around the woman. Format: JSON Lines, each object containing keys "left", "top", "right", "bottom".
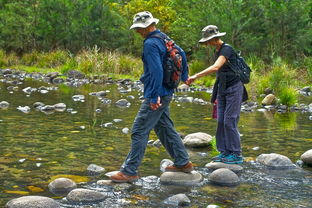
{"left": 187, "top": 25, "right": 248, "bottom": 164}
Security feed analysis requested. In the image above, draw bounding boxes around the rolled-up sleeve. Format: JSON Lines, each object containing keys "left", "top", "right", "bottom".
{"left": 144, "top": 41, "right": 163, "bottom": 104}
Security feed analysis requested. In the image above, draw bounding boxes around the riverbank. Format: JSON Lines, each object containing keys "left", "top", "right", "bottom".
{"left": 0, "top": 49, "right": 311, "bottom": 106}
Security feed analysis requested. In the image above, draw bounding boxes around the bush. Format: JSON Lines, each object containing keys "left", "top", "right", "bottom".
{"left": 279, "top": 87, "right": 298, "bottom": 107}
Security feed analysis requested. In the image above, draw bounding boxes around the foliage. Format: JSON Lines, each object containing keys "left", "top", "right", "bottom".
{"left": 279, "top": 88, "right": 298, "bottom": 107}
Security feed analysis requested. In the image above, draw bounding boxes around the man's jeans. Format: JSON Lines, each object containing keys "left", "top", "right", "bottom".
{"left": 121, "top": 95, "right": 189, "bottom": 176}
{"left": 216, "top": 81, "right": 243, "bottom": 155}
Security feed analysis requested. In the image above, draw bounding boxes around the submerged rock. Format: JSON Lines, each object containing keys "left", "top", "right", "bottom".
{"left": 208, "top": 168, "right": 240, "bottom": 186}
{"left": 163, "top": 193, "right": 191, "bottom": 206}
{"left": 183, "top": 132, "right": 212, "bottom": 147}
{"left": 48, "top": 178, "right": 77, "bottom": 195}
{"left": 6, "top": 196, "right": 60, "bottom": 208}
{"left": 205, "top": 162, "right": 243, "bottom": 174}
{"left": 300, "top": 149, "right": 312, "bottom": 166}
{"left": 160, "top": 171, "right": 203, "bottom": 186}
{"left": 17, "top": 106, "right": 30, "bottom": 113}
{"left": 0, "top": 101, "right": 9, "bottom": 109}
{"left": 115, "top": 99, "right": 131, "bottom": 108}
{"left": 87, "top": 164, "right": 105, "bottom": 176}
{"left": 33, "top": 102, "right": 45, "bottom": 109}
{"left": 256, "top": 153, "right": 296, "bottom": 169}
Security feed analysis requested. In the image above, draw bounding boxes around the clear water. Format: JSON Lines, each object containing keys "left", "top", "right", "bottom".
{"left": 0, "top": 79, "right": 311, "bottom": 207}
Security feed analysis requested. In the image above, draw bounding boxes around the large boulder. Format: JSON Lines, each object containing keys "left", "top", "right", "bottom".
{"left": 160, "top": 171, "right": 203, "bottom": 186}
{"left": 256, "top": 153, "right": 296, "bottom": 169}
{"left": 48, "top": 178, "right": 77, "bottom": 195}
{"left": 205, "top": 162, "right": 243, "bottom": 174}
{"left": 183, "top": 132, "right": 212, "bottom": 147}
{"left": 6, "top": 196, "right": 60, "bottom": 208}
{"left": 66, "top": 188, "right": 106, "bottom": 203}
{"left": 300, "top": 149, "right": 312, "bottom": 166}
{"left": 262, "top": 94, "right": 276, "bottom": 106}
{"left": 208, "top": 168, "right": 240, "bottom": 186}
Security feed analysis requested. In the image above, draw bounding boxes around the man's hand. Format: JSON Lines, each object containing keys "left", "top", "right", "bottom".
{"left": 150, "top": 96, "right": 162, "bottom": 110}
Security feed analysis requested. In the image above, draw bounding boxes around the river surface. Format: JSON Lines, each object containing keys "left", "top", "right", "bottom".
{"left": 0, "top": 79, "right": 312, "bottom": 207}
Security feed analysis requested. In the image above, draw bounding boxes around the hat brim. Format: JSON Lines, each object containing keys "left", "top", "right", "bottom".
{"left": 130, "top": 18, "right": 159, "bottom": 30}
{"left": 198, "top": 32, "right": 226, "bottom": 43}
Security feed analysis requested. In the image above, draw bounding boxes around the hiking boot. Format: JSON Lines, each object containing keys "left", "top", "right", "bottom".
{"left": 211, "top": 153, "right": 228, "bottom": 162}
{"left": 109, "top": 171, "right": 139, "bottom": 183}
{"left": 221, "top": 153, "right": 244, "bottom": 164}
{"left": 165, "top": 162, "right": 194, "bottom": 173}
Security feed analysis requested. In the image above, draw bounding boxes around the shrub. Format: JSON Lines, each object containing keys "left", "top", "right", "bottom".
{"left": 279, "top": 87, "right": 298, "bottom": 107}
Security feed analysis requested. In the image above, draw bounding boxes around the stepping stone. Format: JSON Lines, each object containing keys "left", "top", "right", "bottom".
{"left": 160, "top": 171, "right": 203, "bottom": 186}
{"left": 208, "top": 168, "right": 240, "bottom": 186}
{"left": 205, "top": 162, "right": 243, "bottom": 174}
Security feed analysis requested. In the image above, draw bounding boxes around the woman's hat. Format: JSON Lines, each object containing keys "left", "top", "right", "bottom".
{"left": 198, "top": 25, "right": 226, "bottom": 43}
{"left": 130, "top": 11, "right": 159, "bottom": 30}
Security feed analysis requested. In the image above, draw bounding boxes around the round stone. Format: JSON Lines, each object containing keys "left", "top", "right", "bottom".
{"left": 300, "top": 149, "right": 312, "bottom": 165}
{"left": 208, "top": 168, "right": 240, "bottom": 186}
{"left": 183, "top": 132, "right": 212, "bottom": 147}
{"left": 160, "top": 171, "right": 203, "bottom": 186}
{"left": 48, "top": 178, "right": 77, "bottom": 195}
{"left": 66, "top": 188, "right": 106, "bottom": 203}
{"left": 205, "top": 162, "right": 243, "bottom": 174}
{"left": 256, "top": 153, "right": 296, "bottom": 169}
{"left": 6, "top": 196, "right": 60, "bottom": 208}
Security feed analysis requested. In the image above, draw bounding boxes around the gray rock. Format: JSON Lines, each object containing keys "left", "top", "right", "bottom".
{"left": 208, "top": 168, "right": 240, "bottom": 186}
{"left": 178, "top": 96, "right": 194, "bottom": 103}
{"left": 262, "top": 94, "right": 276, "bottom": 106}
{"left": 53, "top": 103, "right": 66, "bottom": 111}
{"left": 205, "top": 162, "right": 243, "bottom": 174}
{"left": 183, "top": 132, "right": 212, "bottom": 147}
{"left": 0, "top": 101, "right": 9, "bottom": 109}
{"left": 153, "top": 139, "right": 162, "bottom": 147}
{"left": 97, "top": 180, "right": 113, "bottom": 186}
{"left": 41, "top": 105, "right": 55, "bottom": 111}
{"left": 87, "top": 164, "right": 105, "bottom": 175}
{"left": 300, "top": 149, "right": 312, "bottom": 165}
{"left": 33, "top": 102, "right": 45, "bottom": 108}
{"left": 72, "top": 95, "right": 85, "bottom": 102}
{"left": 6, "top": 196, "right": 60, "bottom": 208}
{"left": 160, "top": 159, "right": 174, "bottom": 172}
{"left": 96, "top": 91, "right": 107, "bottom": 97}
{"left": 66, "top": 188, "right": 106, "bottom": 203}
{"left": 164, "top": 193, "right": 191, "bottom": 206}
{"left": 66, "top": 70, "right": 85, "bottom": 79}
{"left": 46, "top": 72, "right": 59, "bottom": 79}
{"left": 48, "top": 178, "right": 77, "bottom": 195}
{"left": 256, "top": 153, "right": 296, "bottom": 169}
{"left": 160, "top": 171, "right": 203, "bottom": 186}
{"left": 115, "top": 99, "right": 131, "bottom": 108}
{"left": 51, "top": 77, "right": 64, "bottom": 84}
{"left": 122, "top": 127, "right": 129, "bottom": 134}
{"left": 17, "top": 106, "right": 30, "bottom": 113}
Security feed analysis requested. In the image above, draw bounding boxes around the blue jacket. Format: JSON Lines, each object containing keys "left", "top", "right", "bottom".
{"left": 140, "top": 29, "right": 188, "bottom": 104}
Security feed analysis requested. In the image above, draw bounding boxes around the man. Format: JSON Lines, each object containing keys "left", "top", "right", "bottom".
{"left": 110, "top": 11, "right": 193, "bottom": 183}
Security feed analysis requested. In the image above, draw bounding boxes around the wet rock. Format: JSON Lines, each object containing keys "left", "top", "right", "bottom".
{"left": 113, "top": 119, "right": 122, "bottom": 123}
{"left": 262, "top": 94, "right": 276, "bottom": 106}
{"left": 163, "top": 193, "right": 191, "bottom": 206}
{"left": 127, "top": 95, "right": 135, "bottom": 99}
{"left": 0, "top": 101, "right": 9, "bottom": 109}
{"left": 17, "top": 106, "right": 30, "bottom": 113}
{"left": 160, "top": 159, "right": 174, "bottom": 172}
{"left": 183, "top": 132, "right": 212, "bottom": 147}
{"left": 72, "top": 95, "right": 85, "bottom": 102}
{"left": 7, "top": 86, "right": 18, "bottom": 91}
{"left": 6, "top": 196, "right": 60, "bottom": 208}
{"left": 46, "top": 72, "right": 59, "bottom": 79}
{"left": 252, "top": 146, "right": 260, "bottom": 151}
{"left": 153, "top": 139, "right": 162, "bottom": 148}
{"left": 205, "top": 162, "right": 243, "bottom": 174}
{"left": 97, "top": 180, "right": 113, "bottom": 186}
{"left": 54, "top": 103, "right": 66, "bottom": 111}
{"left": 22, "top": 87, "right": 37, "bottom": 94}
{"left": 193, "top": 98, "right": 208, "bottom": 105}
{"left": 207, "top": 205, "right": 221, "bottom": 208}
{"left": 66, "top": 188, "right": 106, "bottom": 203}
{"left": 147, "top": 140, "right": 154, "bottom": 145}
{"left": 41, "top": 105, "right": 55, "bottom": 111}
{"left": 122, "top": 127, "right": 129, "bottom": 134}
{"left": 115, "top": 99, "right": 131, "bottom": 108}
{"left": 51, "top": 77, "right": 64, "bottom": 84}
{"left": 256, "top": 153, "right": 296, "bottom": 169}
{"left": 33, "top": 102, "right": 45, "bottom": 109}
{"left": 96, "top": 91, "right": 107, "bottom": 97}
{"left": 66, "top": 70, "right": 85, "bottom": 79}
{"left": 300, "top": 149, "right": 312, "bottom": 166}
{"left": 296, "top": 160, "right": 304, "bottom": 168}
{"left": 301, "top": 86, "right": 311, "bottom": 93}
{"left": 264, "top": 88, "right": 273, "bottom": 95}
{"left": 2, "top": 69, "right": 13, "bottom": 75}
{"left": 48, "top": 178, "right": 77, "bottom": 196}
{"left": 101, "top": 122, "right": 113, "bottom": 128}
{"left": 101, "top": 98, "right": 112, "bottom": 104}
{"left": 208, "top": 168, "right": 240, "bottom": 186}
{"left": 87, "top": 164, "right": 105, "bottom": 176}
{"left": 178, "top": 96, "right": 194, "bottom": 103}
{"left": 160, "top": 171, "right": 203, "bottom": 186}
{"left": 95, "top": 109, "right": 102, "bottom": 113}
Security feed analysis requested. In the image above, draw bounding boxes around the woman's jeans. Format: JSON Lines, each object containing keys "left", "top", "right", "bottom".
{"left": 216, "top": 81, "right": 243, "bottom": 155}
{"left": 121, "top": 95, "right": 189, "bottom": 176}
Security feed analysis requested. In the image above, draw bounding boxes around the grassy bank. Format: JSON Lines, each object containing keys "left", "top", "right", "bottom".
{"left": 1, "top": 49, "right": 311, "bottom": 106}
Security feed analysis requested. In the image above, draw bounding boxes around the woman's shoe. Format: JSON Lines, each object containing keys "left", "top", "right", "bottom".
{"left": 221, "top": 153, "right": 244, "bottom": 164}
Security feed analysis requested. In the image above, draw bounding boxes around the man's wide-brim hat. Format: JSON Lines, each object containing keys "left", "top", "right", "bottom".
{"left": 198, "top": 25, "right": 226, "bottom": 43}
{"left": 130, "top": 11, "right": 159, "bottom": 30}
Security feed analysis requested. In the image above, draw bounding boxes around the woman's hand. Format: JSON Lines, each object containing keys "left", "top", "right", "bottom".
{"left": 186, "top": 75, "right": 197, "bottom": 85}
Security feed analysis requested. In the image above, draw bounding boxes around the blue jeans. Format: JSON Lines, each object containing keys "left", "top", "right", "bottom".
{"left": 121, "top": 95, "right": 189, "bottom": 176}
{"left": 216, "top": 81, "right": 243, "bottom": 155}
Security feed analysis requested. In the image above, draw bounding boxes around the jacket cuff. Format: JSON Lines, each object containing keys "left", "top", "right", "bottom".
{"left": 150, "top": 97, "right": 158, "bottom": 104}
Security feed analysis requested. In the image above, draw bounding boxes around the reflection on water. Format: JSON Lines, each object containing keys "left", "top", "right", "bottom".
{"left": 0, "top": 80, "right": 311, "bottom": 207}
